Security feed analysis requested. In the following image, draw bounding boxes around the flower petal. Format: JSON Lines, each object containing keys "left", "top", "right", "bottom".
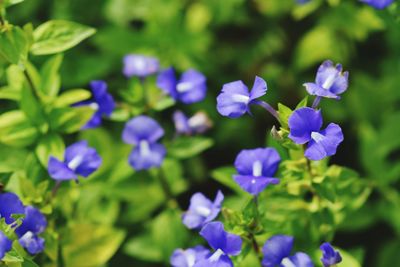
{"left": 305, "top": 123, "right": 343, "bottom": 161}
{"left": 128, "top": 142, "right": 166, "bottom": 170}
{"left": 122, "top": 115, "right": 165, "bottom": 145}
{"left": 234, "top": 175, "right": 279, "bottom": 195}
{"left": 193, "top": 254, "right": 233, "bottom": 267}
{"left": 262, "top": 235, "right": 294, "bottom": 267}
{"left": 320, "top": 242, "right": 342, "bottom": 267}
{"left": 15, "top": 206, "right": 47, "bottom": 237}
{"left": 234, "top": 148, "right": 280, "bottom": 177}
{"left": 199, "top": 222, "right": 242, "bottom": 256}
{"left": 303, "top": 83, "right": 340, "bottom": 99}
{"left": 249, "top": 76, "right": 267, "bottom": 100}
{"left": 288, "top": 252, "right": 314, "bottom": 267}
{"left": 177, "top": 69, "right": 207, "bottom": 104}
{"left": 48, "top": 156, "right": 77, "bottom": 181}
{"left": 123, "top": 54, "right": 159, "bottom": 77}
{"left": 157, "top": 67, "right": 178, "bottom": 99}
{"left": 288, "top": 107, "right": 323, "bottom": 144}
{"left": 216, "top": 81, "right": 250, "bottom": 118}
{"left": 0, "top": 192, "right": 25, "bottom": 224}
{"left": 0, "top": 232, "right": 12, "bottom": 259}
{"left": 18, "top": 231, "right": 45, "bottom": 254}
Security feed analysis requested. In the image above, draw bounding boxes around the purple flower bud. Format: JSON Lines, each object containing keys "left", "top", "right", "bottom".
{"left": 194, "top": 222, "right": 242, "bottom": 267}
{"left": 170, "top": 246, "right": 211, "bottom": 267}
{"left": 288, "top": 107, "right": 343, "bottom": 161}
{"left": 182, "top": 191, "right": 224, "bottom": 229}
{"left": 0, "top": 232, "right": 12, "bottom": 260}
{"left": 304, "top": 60, "right": 348, "bottom": 100}
{"left": 157, "top": 67, "right": 207, "bottom": 104}
{"left": 361, "top": 0, "right": 394, "bottom": 9}
{"left": 233, "top": 148, "right": 281, "bottom": 195}
{"left": 320, "top": 242, "right": 342, "bottom": 267}
{"left": 122, "top": 115, "right": 166, "bottom": 170}
{"left": 216, "top": 76, "right": 268, "bottom": 118}
{"left": 48, "top": 140, "right": 102, "bottom": 181}
{"left": 0, "top": 192, "right": 24, "bottom": 224}
{"left": 123, "top": 54, "right": 159, "bottom": 78}
{"left": 173, "top": 111, "right": 212, "bottom": 135}
{"left": 74, "top": 80, "right": 115, "bottom": 129}
{"left": 262, "top": 235, "right": 314, "bottom": 267}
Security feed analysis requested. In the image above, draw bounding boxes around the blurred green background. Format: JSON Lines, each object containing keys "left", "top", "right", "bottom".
{"left": 3, "top": 0, "right": 400, "bottom": 266}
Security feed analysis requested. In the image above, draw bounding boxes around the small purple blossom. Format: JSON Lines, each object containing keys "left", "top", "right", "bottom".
{"left": 48, "top": 140, "right": 102, "bottom": 181}
{"left": 0, "top": 192, "right": 24, "bottom": 224}
{"left": 216, "top": 76, "right": 268, "bottom": 118}
{"left": 262, "top": 235, "right": 314, "bottom": 267}
{"left": 304, "top": 60, "right": 348, "bottom": 100}
{"left": 182, "top": 191, "right": 224, "bottom": 230}
{"left": 194, "top": 222, "right": 242, "bottom": 267}
{"left": 171, "top": 246, "right": 211, "bottom": 267}
{"left": 361, "top": 0, "right": 394, "bottom": 9}
{"left": 233, "top": 148, "right": 281, "bottom": 195}
{"left": 75, "top": 80, "right": 115, "bottom": 129}
{"left": 18, "top": 231, "right": 45, "bottom": 255}
{"left": 122, "top": 115, "right": 166, "bottom": 170}
{"left": 157, "top": 67, "right": 207, "bottom": 104}
{"left": 173, "top": 111, "right": 212, "bottom": 135}
{"left": 0, "top": 232, "right": 12, "bottom": 260}
{"left": 320, "top": 242, "right": 342, "bottom": 267}
{"left": 123, "top": 54, "right": 159, "bottom": 78}
{"left": 288, "top": 107, "right": 344, "bottom": 161}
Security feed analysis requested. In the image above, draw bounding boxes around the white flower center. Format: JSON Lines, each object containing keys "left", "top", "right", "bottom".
{"left": 209, "top": 249, "right": 225, "bottom": 262}
{"left": 195, "top": 206, "right": 211, "bottom": 217}
{"left": 89, "top": 102, "right": 99, "bottom": 111}
{"left": 188, "top": 113, "right": 207, "bottom": 129}
{"left": 133, "top": 58, "right": 146, "bottom": 70}
{"left": 322, "top": 73, "right": 336, "bottom": 90}
{"left": 252, "top": 160, "right": 263, "bottom": 177}
{"left": 68, "top": 154, "right": 84, "bottom": 171}
{"left": 231, "top": 94, "right": 250, "bottom": 104}
{"left": 311, "top": 131, "right": 325, "bottom": 143}
{"left": 176, "top": 82, "right": 193, "bottom": 93}
{"left": 139, "top": 140, "right": 151, "bottom": 157}
{"left": 185, "top": 251, "right": 196, "bottom": 267}
{"left": 281, "top": 257, "right": 296, "bottom": 267}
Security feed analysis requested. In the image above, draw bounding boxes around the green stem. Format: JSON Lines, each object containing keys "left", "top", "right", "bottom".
{"left": 23, "top": 68, "right": 42, "bottom": 101}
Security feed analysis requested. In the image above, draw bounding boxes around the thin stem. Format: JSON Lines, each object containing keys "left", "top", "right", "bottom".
{"left": 51, "top": 181, "right": 62, "bottom": 198}
{"left": 253, "top": 100, "right": 279, "bottom": 121}
{"left": 312, "top": 96, "right": 321, "bottom": 109}
{"left": 23, "top": 69, "right": 41, "bottom": 100}
{"left": 139, "top": 77, "right": 150, "bottom": 111}
{"left": 249, "top": 196, "right": 263, "bottom": 263}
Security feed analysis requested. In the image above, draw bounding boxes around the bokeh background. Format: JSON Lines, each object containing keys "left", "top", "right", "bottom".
{"left": 4, "top": 0, "right": 400, "bottom": 266}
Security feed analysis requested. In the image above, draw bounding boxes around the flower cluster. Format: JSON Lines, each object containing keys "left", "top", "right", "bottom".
{"left": 0, "top": 192, "right": 47, "bottom": 259}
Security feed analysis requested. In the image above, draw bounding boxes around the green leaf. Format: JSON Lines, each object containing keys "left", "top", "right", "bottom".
{"left": 62, "top": 223, "right": 125, "bottom": 267}
{"left": 277, "top": 103, "right": 292, "bottom": 128}
{"left": 211, "top": 166, "right": 244, "bottom": 195}
{"left": 19, "top": 84, "right": 47, "bottom": 129}
{"left": 161, "top": 158, "right": 187, "bottom": 195}
{"left": 2, "top": 0, "right": 25, "bottom": 8}
{"left": 0, "top": 144, "right": 28, "bottom": 173}
{"left": 40, "top": 54, "right": 63, "bottom": 97}
{"left": 167, "top": 136, "right": 213, "bottom": 159}
{"left": 0, "top": 25, "right": 30, "bottom": 64}
{"left": 296, "top": 96, "right": 309, "bottom": 109}
{"left": 31, "top": 20, "right": 96, "bottom": 55}
{"left": 53, "top": 89, "right": 91, "bottom": 107}
{"left": 35, "top": 133, "right": 65, "bottom": 167}
{"left": 0, "top": 110, "right": 38, "bottom": 147}
{"left": 49, "top": 106, "right": 95, "bottom": 133}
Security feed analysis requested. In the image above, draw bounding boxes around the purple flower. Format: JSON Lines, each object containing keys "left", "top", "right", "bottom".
{"left": 216, "top": 76, "right": 267, "bottom": 118}
{"left": 233, "top": 148, "right": 281, "bottom": 195}
{"left": 262, "top": 235, "right": 314, "bottom": 267}
{"left": 304, "top": 60, "right": 348, "bottom": 100}
{"left": 75, "top": 80, "right": 115, "bottom": 129}
{"left": 15, "top": 206, "right": 47, "bottom": 254}
{"left": 48, "top": 140, "right": 102, "bottom": 181}
{"left": 320, "top": 242, "right": 342, "bottom": 267}
{"left": 0, "top": 192, "right": 24, "bottom": 224}
{"left": 173, "top": 111, "right": 212, "bottom": 135}
{"left": 361, "top": 0, "right": 394, "bottom": 9}
{"left": 288, "top": 107, "right": 344, "bottom": 161}
{"left": 194, "top": 222, "right": 242, "bottom": 267}
{"left": 123, "top": 54, "right": 159, "bottom": 78}
{"left": 157, "top": 67, "right": 207, "bottom": 104}
{"left": 122, "top": 115, "right": 166, "bottom": 170}
{"left": 182, "top": 191, "right": 224, "bottom": 230}
{"left": 0, "top": 232, "right": 12, "bottom": 260}
{"left": 171, "top": 246, "right": 211, "bottom": 267}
